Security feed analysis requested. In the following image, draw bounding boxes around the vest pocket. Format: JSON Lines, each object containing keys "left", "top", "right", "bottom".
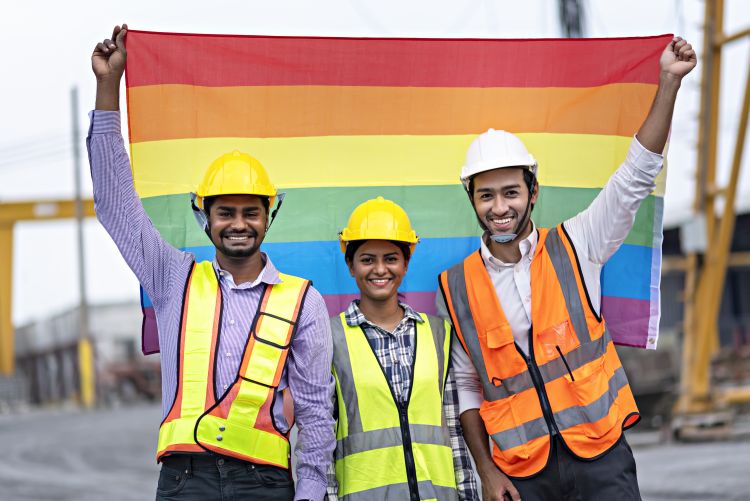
{"left": 480, "top": 394, "right": 530, "bottom": 462}
{"left": 483, "top": 326, "right": 527, "bottom": 383}
{"left": 567, "top": 359, "right": 618, "bottom": 439}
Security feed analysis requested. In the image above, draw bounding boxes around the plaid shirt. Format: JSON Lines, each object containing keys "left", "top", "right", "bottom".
{"left": 327, "top": 301, "right": 479, "bottom": 500}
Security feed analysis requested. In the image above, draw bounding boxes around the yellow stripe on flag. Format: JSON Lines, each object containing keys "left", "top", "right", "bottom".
{"left": 131, "top": 134, "right": 636, "bottom": 198}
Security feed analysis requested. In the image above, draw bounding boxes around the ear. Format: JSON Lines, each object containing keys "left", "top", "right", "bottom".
{"left": 530, "top": 181, "right": 540, "bottom": 205}
{"left": 346, "top": 260, "right": 355, "bottom": 277}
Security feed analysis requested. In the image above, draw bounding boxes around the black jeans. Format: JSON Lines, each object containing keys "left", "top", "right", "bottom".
{"left": 155, "top": 453, "right": 294, "bottom": 501}
{"left": 511, "top": 435, "right": 641, "bottom": 501}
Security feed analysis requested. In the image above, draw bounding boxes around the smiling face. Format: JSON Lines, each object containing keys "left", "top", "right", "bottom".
{"left": 207, "top": 194, "right": 268, "bottom": 259}
{"left": 471, "top": 167, "right": 538, "bottom": 239}
{"left": 347, "top": 240, "right": 408, "bottom": 303}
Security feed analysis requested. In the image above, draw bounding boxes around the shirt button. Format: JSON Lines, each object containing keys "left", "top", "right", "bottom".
{"left": 226, "top": 352, "right": 232, "bottom": 357}
{"left": 219, "top": 271, "right": 225, "bottom": 276}
{"left": 223, "top": 384, "right": 228, "bottom": 390}
{"left": 229, "top": 319, "right": 235, "bottom": 325}
{"left": 217, "top": 459, "right": 224, "bottom": 465}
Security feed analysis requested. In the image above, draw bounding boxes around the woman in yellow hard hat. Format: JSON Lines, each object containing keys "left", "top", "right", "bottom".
{"left": 327, "top": 197, "right": 477, "bottom": 501}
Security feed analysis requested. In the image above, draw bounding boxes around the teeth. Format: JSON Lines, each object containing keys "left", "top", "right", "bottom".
{"left": 491, "top": 217, "right": 512, "bottom": 224}
{"left": 371, "top": 279, "right": 389, "bottom": 285}
{"left": 227, "top": 236, "right": 249, "bottom": 240}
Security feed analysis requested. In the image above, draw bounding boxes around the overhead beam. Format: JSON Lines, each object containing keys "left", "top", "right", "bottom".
{"left": 0, "top": 199, "right": 95, "bottom": 224}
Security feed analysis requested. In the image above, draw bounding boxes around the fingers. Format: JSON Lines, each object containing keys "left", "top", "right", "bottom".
{"left": 115, "top": 23, "right": 128, "bottom": 48}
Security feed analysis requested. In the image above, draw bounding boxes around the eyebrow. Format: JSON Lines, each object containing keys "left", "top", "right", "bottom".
{"left": 359, "top": 252, "right": 400, "bottom": 258}
{"left": 476, "top": 183, "right": 521, "bottom": 192}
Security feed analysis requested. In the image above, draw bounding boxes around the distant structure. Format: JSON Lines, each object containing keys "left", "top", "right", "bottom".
{"left": 558, "top": 0, "right": 585, "bottom": 38}
{"left": 7, "top": 301, "right": 160, "bottom": 408}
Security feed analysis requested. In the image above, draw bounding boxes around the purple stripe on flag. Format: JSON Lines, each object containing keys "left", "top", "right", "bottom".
{"left": 601, "top": 295, "right": 651, "bottom": 348}
{"left": 142, "top": 306, "right": 160, "bottom": 355}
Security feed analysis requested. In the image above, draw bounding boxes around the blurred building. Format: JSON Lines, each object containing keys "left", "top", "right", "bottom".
{"left": 9, "top": 301, "right": 160, "bottom": 407}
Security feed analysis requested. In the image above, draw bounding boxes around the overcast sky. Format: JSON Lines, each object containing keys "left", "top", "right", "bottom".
{"left": 1, "top": 0, "right": 748, "bottom": 326}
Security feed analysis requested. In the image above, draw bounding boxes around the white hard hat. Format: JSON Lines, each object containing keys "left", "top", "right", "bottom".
{"left": 460, "top": 129, "right": 538, "bottom": 189}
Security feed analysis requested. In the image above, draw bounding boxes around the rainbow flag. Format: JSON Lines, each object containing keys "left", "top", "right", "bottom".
{"left": 125, "top": 31, "right": 671, "bottom": 354}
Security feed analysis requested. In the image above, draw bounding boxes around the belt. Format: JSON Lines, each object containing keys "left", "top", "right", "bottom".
{"left": 161, "top": 453, "right": 290, "bottom": 477}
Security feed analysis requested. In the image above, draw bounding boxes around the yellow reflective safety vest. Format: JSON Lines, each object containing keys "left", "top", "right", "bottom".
{"left": 439, "top": 226, "right": 640, "bottom": 478}
{"left": 157, "top": 261, "right": 310, "bottom": 468}
{"left": 331, "top": 312, "right": 458, "bottom": 501}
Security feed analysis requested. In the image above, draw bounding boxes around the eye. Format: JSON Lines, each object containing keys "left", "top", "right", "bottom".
{"left": 386, "top": 256, "right": 399, "bottom": 263}
{"left": 479, "top": 193, "right": 493, "bottom": 201}
{"left": 506, "top": 190, "right": 519, "bottom": 197}
{"left": 360, "top": 257, "right": 373, "bottom": 264}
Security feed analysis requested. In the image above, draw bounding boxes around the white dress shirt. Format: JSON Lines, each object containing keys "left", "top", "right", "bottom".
{"left": 444, "top": 136, "right": 664, "bottom": 413}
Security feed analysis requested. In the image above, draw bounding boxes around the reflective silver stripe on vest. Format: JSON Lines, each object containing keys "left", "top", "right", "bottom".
{"left": 426, "top": 314, "right": 448, "bottom": 398}
{"left": 545, "top": 227, "right": 591, "bottom": 343}
{"left": 331, "top": 318, "right": 364, "bottom": 435}
{"left": 336, "top": 424, "right": 447, "bottom": 458}
{"left": 491, "top": 366, "right": 630, "bottom": 451}
{"left": 443, "top": 261, "right": 512, "bottom": 401}
{"left": 342, "top": 481, "right": 458, "bottom": 501}
{"left": 537, "top": 330, "right": 610, "bottom": 384}
{"left": 553, "top": 365, "right": 630, "bottom": 432}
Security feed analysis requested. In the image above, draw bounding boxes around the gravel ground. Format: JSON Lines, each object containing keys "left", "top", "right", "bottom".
{"left": 0, "top": 404, "right": 748, "bottom": 500}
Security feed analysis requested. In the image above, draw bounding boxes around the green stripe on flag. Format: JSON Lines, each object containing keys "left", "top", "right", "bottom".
{"left": 142, "top": 185, "right": 657, "bottom": 248}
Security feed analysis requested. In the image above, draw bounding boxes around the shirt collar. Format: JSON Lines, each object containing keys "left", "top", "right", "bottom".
{"left": 480, "top": 221, "right": 538, "bottom": 270}
{"left": 212, "top": 252, "right": 282, "bottom": 289}
{"left": 344, "top": 300, "right": 424, "bottom": 328}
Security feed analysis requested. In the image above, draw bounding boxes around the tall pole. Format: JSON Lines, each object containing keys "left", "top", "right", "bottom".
{"left": 0, "top": 223, "right": 13, "bottom": 375}
{"left": 71, "top": 86, "right": 95, "bottom": 407}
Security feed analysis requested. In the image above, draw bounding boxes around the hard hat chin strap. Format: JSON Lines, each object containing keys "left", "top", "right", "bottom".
{"left": 266, "top": 192, "right": 285, "bottom": 231}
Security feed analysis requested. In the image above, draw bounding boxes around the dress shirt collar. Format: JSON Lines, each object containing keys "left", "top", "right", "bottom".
{"left": 344, "top": 299, "right": 424, "bottom": 328}
{"left": 480, "top": 221, "right": 538, "bottom": 270}
{"left": 212, "top": 251, "right": 282, "bottom": 289}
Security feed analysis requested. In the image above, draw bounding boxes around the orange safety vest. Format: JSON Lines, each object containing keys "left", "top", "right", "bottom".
{"left": 157, "top": 261, "right": 310, "bottom": 468}
{"left": 439, "top": 225, "right": 640, "bottom": 478}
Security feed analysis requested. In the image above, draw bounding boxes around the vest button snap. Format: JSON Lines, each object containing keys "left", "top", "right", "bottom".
{"left": 217, "top": 435, "right": 223, "bottom": 441}
{"left": 219, "top": 425, "right": 226, "bottom": 431}
{"left": 218, "top": 459, "right": 224, "bottom": 466}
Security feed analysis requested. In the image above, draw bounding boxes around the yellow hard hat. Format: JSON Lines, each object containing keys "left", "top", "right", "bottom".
{"left": 339, "top": 197, "right": 419, "bottom": 253}
{"left": 194, "top": 150, "right": 277, "bottom": 209}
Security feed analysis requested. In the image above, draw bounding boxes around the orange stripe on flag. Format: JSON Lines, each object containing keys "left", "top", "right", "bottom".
{"left": 127, "top": 83, "right": 656, "bottom": 142}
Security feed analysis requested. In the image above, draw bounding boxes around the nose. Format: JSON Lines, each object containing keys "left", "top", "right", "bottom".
{"left": 491, "top": 195, "right": 508, "bottom": 215}
{"left": 230, "top": 214, "right": 247, "bottom": 230}
{"left": 373, "top": 258, "right": 387, "bottom": 275}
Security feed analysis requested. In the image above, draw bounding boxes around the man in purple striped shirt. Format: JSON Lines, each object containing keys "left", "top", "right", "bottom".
{"left": 88, "top": 25, "right": 334, "bottom": 501}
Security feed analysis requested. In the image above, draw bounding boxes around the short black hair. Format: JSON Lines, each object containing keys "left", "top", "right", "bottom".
{"left": 344, "top": 240, "right": 411, "bottom": 264}
{"left": 203, "top": 196, "right": 270, "bottom": 216}
{"left": 468, "top": 168, "right": 536, "bottom": 197}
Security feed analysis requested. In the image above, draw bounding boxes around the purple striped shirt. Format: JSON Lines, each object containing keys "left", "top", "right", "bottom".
{"left": 87, "top": 110, "right": 334, "bottom": 501}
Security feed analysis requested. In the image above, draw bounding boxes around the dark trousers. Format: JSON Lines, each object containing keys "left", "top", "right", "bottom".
{"left": 155, "top": 453, "right": 294, "bottom": 501}
{"left": 511, "top": 435, "right": 641, "bottom": 501}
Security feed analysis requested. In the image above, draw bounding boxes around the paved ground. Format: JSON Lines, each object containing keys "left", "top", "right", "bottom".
{"left": 1, "top": 404, "right": 748, "bottom": 500}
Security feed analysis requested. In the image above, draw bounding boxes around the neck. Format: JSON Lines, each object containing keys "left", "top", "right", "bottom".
{"left": 487, "top": 220, "right": 533, "bottom": 263}
{"left": 358, "top": 296, "right": 404, "bottom": 332}
{"left": 216, "top": 251, "right": 264, "bottom": 285}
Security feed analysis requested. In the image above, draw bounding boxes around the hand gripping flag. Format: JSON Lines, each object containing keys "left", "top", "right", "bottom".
{"left": 124, "top": 31, "right": 672, "bottom": 354}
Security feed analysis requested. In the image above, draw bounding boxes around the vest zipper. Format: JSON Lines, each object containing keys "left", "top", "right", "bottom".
{"left": 517, "top": 340, "right": 560, "bottom": 436}
{"left": 398, "top": 403, "right": 420, "bottom": 501}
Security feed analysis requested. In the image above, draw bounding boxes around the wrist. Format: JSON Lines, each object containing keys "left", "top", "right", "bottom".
{"left": 658, "top": 72, "right": 683, "bottom": 89}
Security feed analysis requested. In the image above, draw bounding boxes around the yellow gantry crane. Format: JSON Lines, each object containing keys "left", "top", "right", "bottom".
{"left": 0, "top": 199, "right": 96, "bottom": 406}
{"left": 673, "top": 0, "right": 750, "bottom": 435}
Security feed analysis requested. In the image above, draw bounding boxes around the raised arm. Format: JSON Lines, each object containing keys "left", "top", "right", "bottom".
{"left": 565, "top": 37, "right": 697, "bottom": 268}
{"left": 88, "top": 25, "right": 188, "bottom": 304}
{"left": 637, "top": 37, "right": 697, "bottom": 153}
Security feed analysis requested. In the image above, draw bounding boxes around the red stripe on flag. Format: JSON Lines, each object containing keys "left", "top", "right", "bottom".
{"left": 125, "top": 31, "right": 672, "bottom": 88}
